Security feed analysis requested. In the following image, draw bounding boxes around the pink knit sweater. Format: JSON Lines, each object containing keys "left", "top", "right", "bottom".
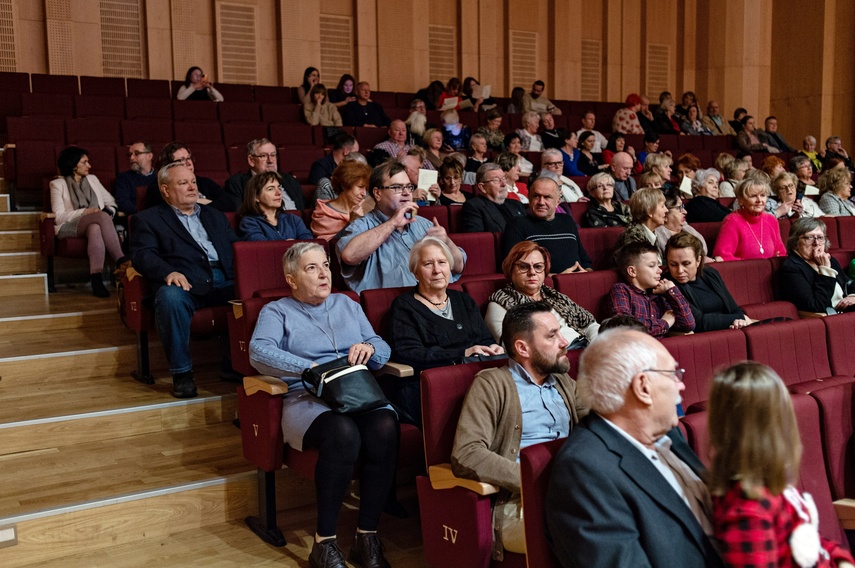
{"left": 713, "top": 209, "right": 786, "bottom": 261}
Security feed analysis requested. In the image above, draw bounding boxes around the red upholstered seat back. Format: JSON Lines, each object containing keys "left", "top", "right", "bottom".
{"left": 810, "top": 383, "right": 855, "bottom": 501}
{"left": 836, "top": 217, "right": 855, "bottom": 250}
{"left": 661, "top": 330, "right": 748, "bottom": 411}
{"left": 713, "top": 259, "right": 775, "bottom": 305}
{"left": 680, "top": 411, "right": 711, "bottom": 465}
{"left": 450, "top": 231, "right": 500, "bottom": 277}
{"left": 418, "top": 205, "right": 449, "bottom": 231}
{"left": 360, "top": 286, "right": 411, "bottom": 339}
{"left": 791, "top": 394, "right": 849, "bottom": 548}
{"left": 420, "top": 360, "right": 509, "bottom": 468}
{"left": 691, "top": 221, "right": 721, "bottom": 254}
{"left": 744, "top": 318, "right": 832, "bottom": 387}
{"left": 578, "top": 226, "right": 623, "bottom": 270}
{"left": 461, "top": 277, "right": 507, "bottom": 315}
{"left": 824, "top": 312, "right": 855, "bottom": 377}
{"left": 553, "top": 270, "right": 619, "bottom": 321}
{"left": 520, "top": 439, "right": 564, "bottom": 568}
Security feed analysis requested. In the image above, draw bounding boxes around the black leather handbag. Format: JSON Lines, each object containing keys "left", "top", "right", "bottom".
{"left": 301, "top": 356, "right": 389, "bottom": 414}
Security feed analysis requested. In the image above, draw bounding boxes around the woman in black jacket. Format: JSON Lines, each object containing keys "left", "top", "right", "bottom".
{"left": 665, "top": 232, "right": 756, "bottom": 332}
{"left": 777, "top": 217, "right": 855, "bottom": 314}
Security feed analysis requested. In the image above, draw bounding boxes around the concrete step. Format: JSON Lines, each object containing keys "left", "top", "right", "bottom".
{"left": 0, "top": 251, "right": 43, "bottom": 275}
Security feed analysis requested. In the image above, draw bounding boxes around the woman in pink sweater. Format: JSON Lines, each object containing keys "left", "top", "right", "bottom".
{"left": 713, "top": 179, "right": 786, "bottom": 261}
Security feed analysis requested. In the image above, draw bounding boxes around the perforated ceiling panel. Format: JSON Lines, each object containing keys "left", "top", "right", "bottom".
{"left": 646, "top": 43, "right": 672, "bottom": 99}
{"left": 580, "top": 39, "right": 602, "bottom": 101}
{"left": 319, "top": 14, "right": 353, "bottom": 80}
{"left": 510, "top": 30, "right": 537, "bottom": 89}
{"left": 45, "top": 0, "right": 74, "bottom": 75}
{"left": 216, "top": 2, "right": 257, "bottom": 84}
{"left": 171, "top": 0, "right": 195, "bottom": 78}
{"left": 100, "top": 0, "right": 145, "bottom": 78}
{"left": 428, "top": 24, "right": 456, "bottom": 80}
{"left": 0, "top": 0, "right": 17, "bottom": 72}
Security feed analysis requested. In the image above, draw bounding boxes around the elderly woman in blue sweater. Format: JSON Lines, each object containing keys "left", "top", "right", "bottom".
{"left": 249, "top": 242, "right": 395, "bottom": 567}
{"left": 237, "top": 172, "right": 313, "bottom": 241}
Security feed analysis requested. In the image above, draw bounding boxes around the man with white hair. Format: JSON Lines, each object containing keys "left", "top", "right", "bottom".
{"left": 545, "top": 329, "right": 722, "bottom": 567}
{"left": 609, "top": 151, "right": 638, "bottom": 201}
{"left": 540, "top": 148, "right": 587, "bottom": 203}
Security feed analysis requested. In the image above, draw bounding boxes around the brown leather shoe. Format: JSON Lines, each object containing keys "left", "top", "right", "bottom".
{"left": 348, "top": 532, "right": 390, "bottom": 568}
{"left": 308, "top": 538, "right": 346, "bottom": 568}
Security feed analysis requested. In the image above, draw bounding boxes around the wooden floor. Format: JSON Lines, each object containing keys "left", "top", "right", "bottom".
{"left": 0, "top": 285, "right": 429, "bottom": 566}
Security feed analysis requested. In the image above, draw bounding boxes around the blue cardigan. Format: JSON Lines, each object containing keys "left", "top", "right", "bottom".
{"left": 239, "top": 213, "right": 313, "bottom": 241}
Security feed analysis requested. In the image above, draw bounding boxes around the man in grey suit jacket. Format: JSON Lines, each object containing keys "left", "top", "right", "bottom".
{"left": 610, "top": 152, "right": 638, "bottom": 201}
{"left": 545, "top": 329, "right": 723, "bottom": 568}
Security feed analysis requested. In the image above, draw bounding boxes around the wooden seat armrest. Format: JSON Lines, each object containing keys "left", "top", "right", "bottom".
{"left": 243, "top": 375, "right": 289, "bottom": 396}
{"left": 377, "top": 361, "right": 414, "bottom": 378}
{"left": 40, "top": 212, "right": 56, "bottom": 221}
{"left": 229, "top": 300, "right": 243, "bottom": 319}
{"left": 834, "top": 499, "right": 855, "bottom": 530}
{"left": 428, "top": 463, "right": 499, "bottom": 495}
{"left": 798, "top": 311, "right": 827, "bottom": 319}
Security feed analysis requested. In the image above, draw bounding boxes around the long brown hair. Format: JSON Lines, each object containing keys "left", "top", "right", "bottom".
{"left": 708, "top": 362, "right": 802, "bottom": 497}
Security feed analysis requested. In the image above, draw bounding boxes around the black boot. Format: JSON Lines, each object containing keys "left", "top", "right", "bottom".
{"left": 91, "top": 273, "right": 109, "bottom": 298}
{"left": 172, "top": 371, "right": 197, "bottom": 399}
{"left": 348, "top": 532, "right": 390, "bottom": 568}
{"left": 308, "top": 538, "right": 347, "bottom": 568}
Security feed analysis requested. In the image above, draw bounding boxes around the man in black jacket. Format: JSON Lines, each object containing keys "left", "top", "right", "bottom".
{"left": 222, "top": 138, "right": 304, "bottom": 212}
{"left": 131, "top": 163, "right": 238, "bottom": 398}
{"left": 460, "top": 163, "right": 526, "bottom": 233}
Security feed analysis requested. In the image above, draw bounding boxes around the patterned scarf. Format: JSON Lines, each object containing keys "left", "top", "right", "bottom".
{"left": 489, "top": 283, "right": 595, "bottom": 333}
{"left": 65, "top": 176, "right": 98, "bottom": 210}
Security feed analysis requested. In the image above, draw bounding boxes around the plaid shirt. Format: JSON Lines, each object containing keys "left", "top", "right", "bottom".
{"left": 713, "top": 483, "right": 854, "bottom": 567}
{"left": 609, "top": 283, "right": 695, "bottom": 337}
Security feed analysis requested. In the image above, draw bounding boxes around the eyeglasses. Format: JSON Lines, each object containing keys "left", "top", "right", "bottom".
{"left": 668, "top": 205, "right": 687, "bottom": 212}
{"left": 644, "top": 368, "right": 685, "bottom": 383}
{"left": 129, "top": 150, "right": 151, "bottom": 157}
{"left": 484, "top": 177, "right": 509, "bottom": 185}
{"left": 800, "top": 235, "right": 827, "bottom": 243}
{"left": 543, "top": 161, "right": 563, "bottom": 167}
{"left": 252, "top": 152, "right": 277, "bottom": 160}
{"left": 378, "top": 184, "right": 415, "bottom": 194}
{"left": 514, "top": 262, "right": 546, "bottom": 274}
{"left": 778, "top": 183, "right": 796, "bottom": 190}
{"left": 172, "top": 155, "right": 193, "bottom": 165}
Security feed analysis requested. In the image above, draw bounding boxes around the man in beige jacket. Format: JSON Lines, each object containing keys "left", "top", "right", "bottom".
{"left": 451, "top": 301, "right": 586, "bottom": 559}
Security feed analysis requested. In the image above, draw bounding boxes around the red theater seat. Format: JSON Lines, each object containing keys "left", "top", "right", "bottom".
{"left": 520, "top": 439, "right": 564, "bottom": 568}
{"left": 222, "top": 122, "right": 269, "bottom": 147}
{"left": 253, "top": 86, "right": 292, "bottom": 104}
{"left": 553, "top": 270, "right": 620, "bottom": 321}
{"left": 79, "top": 76, "right": 126, "bottom": 97}
{"left": 824, "top": 312, "right": 855, "bottom": 377}
{"left": 260, "top": 103, "right": 302, "bottom": 123}
{"left": 0, "top": 71, "right": 31, "bottom": 93}
{"left": 31, "top": 73, "right": 78, "bottom": 95}
{"left": 121, "top": 120, "right": 173, "bottom": 147}
{"left": 187, "top": 144, "right": 228, "bottom": 173}
{"left": 8, "top": 141, "right": 57, "bottom": 191}
{"left": 836, "top": 217, "right": 855, "bottom": 250}
{"left": 126, "top": 78, "right": 171, "bottom": 98}
{"left": 172, "top": 121, "right": 223, "bottom": 144}
{"left": 269, "top": 123, "right": 314, "bottom": 147}
{"left": 215, "top": 83, "right": 255, "bottom": 102}
{"left": 124, "top": 97, "right": 173, "bottom": 120}
{"left": 74, "top": 95, "right": 125, "bottom": 119}
{"left": 21, "top": 93, "right": 74, "bottom": 117}
{"left": 218, "top": 100, "right": 261, "bottom": 123}
{"left": 417, "top": 205, "right": 449, "bottom": 231}
{"left": 65, "top": 118, "right": 121, "bottom": 145}
{"left": 450, "top": 231, "right": 501, "bottom": 281}
{"left": 172, "top": 100, "right": 218, "bottom": 122}
{"left": 578, "top": 226, "right": 623, "bottom": 271}
{"left": 7, "top": 117, "right": 65, "bottom": 145}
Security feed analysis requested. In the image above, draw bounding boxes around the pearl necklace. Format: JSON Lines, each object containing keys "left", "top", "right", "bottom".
{"left": 745, "top": 216, "right": 765, "bottom": 254}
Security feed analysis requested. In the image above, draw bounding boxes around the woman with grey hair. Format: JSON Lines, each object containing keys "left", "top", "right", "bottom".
{"left": 817, "top": 168, "right": 855, "bottom": 216}
{"left": 777, "top": 217, "right": 855, "bottom": 314}
{"left": 685, "top": 168, "right": 730, "bottom": 223}
{"left": 768, "top": 171, "right": 824, "bottom": 220}
{"left": 248, "top": 242, "right": 396, "bottom": 567}
{"left": 389, "top": 236, "right": 503, "bottom": 424}
{"left": 516, "top": 111, "right": 543, "bottom": 152}
{"left": 584, "top": 172, "right": 631, "bottom": 227}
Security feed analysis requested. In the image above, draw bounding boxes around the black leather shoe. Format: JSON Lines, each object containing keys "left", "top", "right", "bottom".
{"left": 348, "top": 532, "right": 390, "bottom": 568}
{"left": 308, "top": 538, "right": 347, "bottom": 568}
{"left": 172, "top": 372, "right": 197, "bottom": 399}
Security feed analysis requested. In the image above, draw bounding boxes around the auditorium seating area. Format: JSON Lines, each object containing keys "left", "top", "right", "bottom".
{"left": 4, "top": 70, "right": 855, "bottom": 567}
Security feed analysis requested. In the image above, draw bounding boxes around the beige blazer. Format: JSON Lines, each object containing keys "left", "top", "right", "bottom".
{"left": 49, "top": 175, "right": 116, "bottom": 235}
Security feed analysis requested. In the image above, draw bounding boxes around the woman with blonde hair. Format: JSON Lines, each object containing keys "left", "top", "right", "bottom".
{"left": 709, "top": 362, "right": 855, "bottom": 567}
{"left": 613, "top": 187, "right": 669, "bottom": 255}
{"left": 713, "top": 179, "right": 786, "bottom": 261}
{"left": 422, "top": 128, "right": 446, "bottom": 169}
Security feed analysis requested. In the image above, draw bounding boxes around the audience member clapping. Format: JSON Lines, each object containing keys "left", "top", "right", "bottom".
{"left": 584, "top": 172, "right": 631, "bottom": 228}
{"left": 777, "top": 217, "right": 855, "bottom": 314}
{"left": 311, "top": 161, "right": 371, "bottom": 241}
{"left": 485, "top": 241, "right": 599, "bottom": 346}
{"left": 389, "top": 237, "right": 503, "bottom": 424}
{"left": 50, "top": 146, "right": 127, "bottom": 297}
{"left": 248, "top": 242, "right": 396, "bottom": 568}
{"left": 713, "top": 179, "right": 786, "bottom": 261}
{"left": 665, "top": 232, "right": 753, "bottom": 332}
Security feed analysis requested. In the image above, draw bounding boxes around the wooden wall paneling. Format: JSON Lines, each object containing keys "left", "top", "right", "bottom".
{"left": 170, "top": 0, "right": 196, "bottom": 80}
{"left": 678, "top": 0, "right": 697, "bottom": 96}
{"left": 145, "top": 0, "right": 173, "bottom": 80}
{"left": 827, "top": 0, "right": 855, "bottom": 146}
{"left": 550, "top": 0, "right": 583, "bottom": 101}
{"left": 45, "top": 0, "right": 75, "bottom": 75}
{"left": 459, "top": 0, "right": 479, "bottom": 81}
{"left": 477, "top": 0, "right": 503, "bottom": 96}
{"left": 619, "top": 0, "right": 642, "bottom": 100}
{"left": 354, "top": 0, "right": 378, "bottom": 88}
{"left": 280, "top": 0, "right": 321, "bottom": 87}
{"left": 13, "top": 0, "right": 47, "bottom": 73}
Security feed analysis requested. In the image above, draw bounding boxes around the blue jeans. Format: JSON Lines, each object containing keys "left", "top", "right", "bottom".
{"left": 153, "top": 268, "right": 233, "bottom": 374}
